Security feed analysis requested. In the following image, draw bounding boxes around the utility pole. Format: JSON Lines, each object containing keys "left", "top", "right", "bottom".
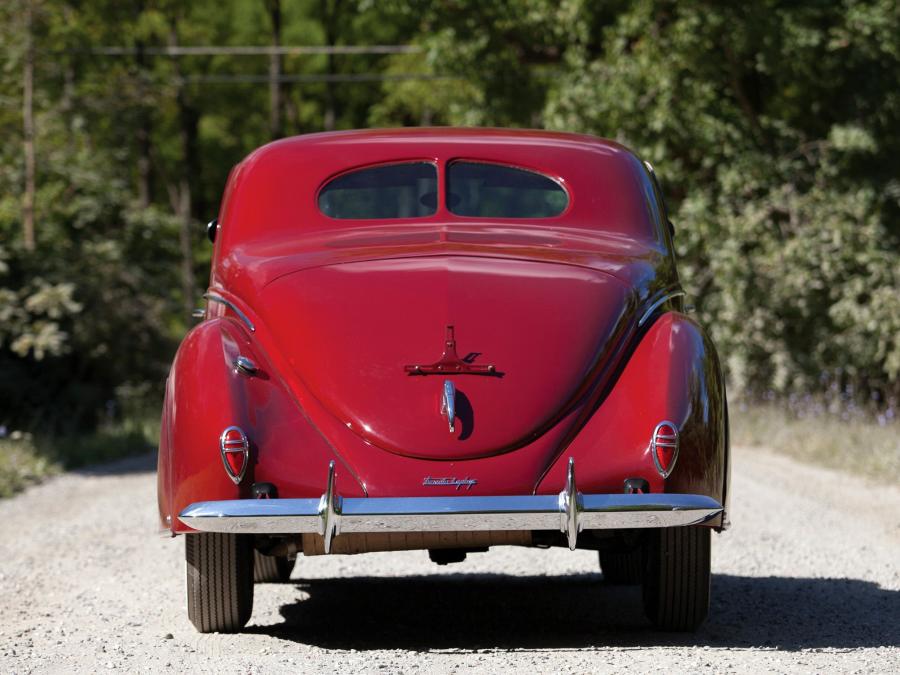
{"left": 321, "top": 0, "right": 343, "bottom": 131}
{"left": 22, "top": 0, "right": 36, "bottom": 251}
{"left": 135, "top": 0, "right": 152, "bottom": 208}
{"left": 266, "top": 0, "right": 283, "bottom": 139}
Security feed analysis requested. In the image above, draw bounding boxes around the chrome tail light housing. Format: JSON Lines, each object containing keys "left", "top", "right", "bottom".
{"left": 220, "top": 426, "right": 250, "bottom": 485}
{"left": 651, "top": 421, "right": 679, "bottom": 478}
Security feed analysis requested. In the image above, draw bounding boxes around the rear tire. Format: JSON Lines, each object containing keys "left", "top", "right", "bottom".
{"left": 185, "top": 533, "right": 254, "bottom": 633}
{"left": 599, "top": 547, "right": 643, "bottom": 585}
{"left": 253, "top": 551, "right": 295, "bottom": 583}
{"left": 642, "top": 527, "right": 711, "bottom": 631}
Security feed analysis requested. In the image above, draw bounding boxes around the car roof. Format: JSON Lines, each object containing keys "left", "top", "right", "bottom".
{"left": 215, "top": 128, "right": 663, "bottom": 254}
{"left": 247, "top": 127, "right": 628, "bottom": 153}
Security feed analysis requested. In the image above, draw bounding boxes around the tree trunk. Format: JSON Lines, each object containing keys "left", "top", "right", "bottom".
{"left": 321, "top": 0, "right": 342, "bottom": 131}
{"left": 22, "top": 0, "right": 36, "bottom": 251}
{"left": 135, "top": 2, "right": 153, "bottom": 208}
{"left": 169, "top": 16, "right": 198, "bottom": 318}
{"left": 267, "top": 0, "right": 283, "bottom": 139}
{"left": 176, "top": 180, "right": 194, "bottom": 320}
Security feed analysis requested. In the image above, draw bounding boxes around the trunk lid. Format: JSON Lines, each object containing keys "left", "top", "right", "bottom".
{"left": 256, "top": 255, "right": 633, "bottom": 460}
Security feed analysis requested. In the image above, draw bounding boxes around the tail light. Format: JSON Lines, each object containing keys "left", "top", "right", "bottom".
{"left": 220, "top": 426, "right": 250, "bottom": 484}
{"left": 651, "top": 421, "right": 679, "bottom": 478}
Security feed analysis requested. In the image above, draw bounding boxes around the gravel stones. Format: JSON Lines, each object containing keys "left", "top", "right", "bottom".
{"left": 0, "top": 448, "right": 897, "bottom": 673}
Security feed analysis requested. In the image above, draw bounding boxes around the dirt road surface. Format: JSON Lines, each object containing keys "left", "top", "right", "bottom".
{"left": 1, "top": 446, "right": 898, "bottom": 673}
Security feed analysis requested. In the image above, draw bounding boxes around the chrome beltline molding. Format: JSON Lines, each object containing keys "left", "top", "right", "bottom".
{"left": 638, "top": 289, "right": 686, "bottom": 327}
{"left": 204, "top": 292, "right": 256, "bottom": 332}
{"left": 179, "top": 458, "right": 722, "bottom": 552}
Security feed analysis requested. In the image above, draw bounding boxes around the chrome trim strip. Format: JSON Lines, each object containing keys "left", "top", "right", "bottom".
{"left": 179, "top": 458, "right": 723, "bottom": 545}
{"left": 204, "top": 293, "right": 255, "bottom": 332}
{"left": 638, "top": 290, "right": 686, "bottom": 327}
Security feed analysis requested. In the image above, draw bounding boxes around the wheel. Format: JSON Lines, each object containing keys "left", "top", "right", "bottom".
{"left": 599, "top": 547, "right": 643, "bottom": 584}
{"left": 642, "top": 526, "right": 711, "bottom": 631}
{"left": 185, "top": 533, "right": 254, "bottom": 633}
{"left": 253, "top": 551, "right": 295, "bottom": 583}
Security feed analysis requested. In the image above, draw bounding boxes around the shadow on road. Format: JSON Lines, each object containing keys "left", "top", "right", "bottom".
{"left": 250, "top": 572, "right": 899, "bottom": 651}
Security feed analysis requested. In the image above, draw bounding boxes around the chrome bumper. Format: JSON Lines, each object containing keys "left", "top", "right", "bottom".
{"left": 179, "top": 459, "right": 723, "bottom": 553}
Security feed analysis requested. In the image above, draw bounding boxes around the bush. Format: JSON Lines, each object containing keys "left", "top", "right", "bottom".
{"left": 0, "top": 127, "right": 182, "bottom": 434}
{"left": 543, "top": 1, "right": 900, "bottom": 404}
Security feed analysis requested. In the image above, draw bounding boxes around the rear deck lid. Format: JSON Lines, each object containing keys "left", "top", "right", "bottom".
{"left": 256, "top": 255, "right": 633, "bottom": 460}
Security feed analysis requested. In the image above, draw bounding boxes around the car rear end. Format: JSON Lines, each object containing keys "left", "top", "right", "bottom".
{"left": 159, "top": 129, "right": 729, "bottom": 633}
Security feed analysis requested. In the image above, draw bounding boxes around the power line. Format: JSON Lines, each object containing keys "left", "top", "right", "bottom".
{"left": 184, "top": 73, "right": 454, "bottom": 84}
{"left": 85, "top": 45, "right": 422, "bottom": 57}
{"left": 44, "top": 45, "right": 449, "bottom": 89}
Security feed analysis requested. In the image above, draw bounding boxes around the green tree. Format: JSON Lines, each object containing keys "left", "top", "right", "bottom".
{"left": 543, "top": 0, "right": 900, "bottom": 399}
{"left": 1, "top": 0, "right": 899, "bottom": 437}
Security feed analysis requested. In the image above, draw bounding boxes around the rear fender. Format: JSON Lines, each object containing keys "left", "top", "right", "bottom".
{"left": 537, "top": 313, "right": 728, "bottom": 521}
{"left": 157, "top": 317, "right": 364, "bottom": 535}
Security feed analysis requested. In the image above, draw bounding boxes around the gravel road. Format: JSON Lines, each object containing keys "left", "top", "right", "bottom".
{"left": 1, "top": 446, "right": 898, "bottom": 673}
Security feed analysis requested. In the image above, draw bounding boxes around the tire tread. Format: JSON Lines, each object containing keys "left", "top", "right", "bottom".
{"left": 185, "top": 533, "right": 254, "bottom": 633}
{"left": 253, "top": 551, "right": 294, "bottom": 583}
{"left": 598, "top": 548, "right": 643, "bottom": 585}
{"left": 643, "top": 526, "right": 710, "bottom": 631}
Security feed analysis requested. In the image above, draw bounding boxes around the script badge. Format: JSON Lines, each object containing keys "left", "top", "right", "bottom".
{"left": 422, "top": 476, "right": 477, "bottom": 491}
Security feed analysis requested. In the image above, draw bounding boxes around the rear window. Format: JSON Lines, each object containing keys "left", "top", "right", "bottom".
{"left": 318, "top": 162, "right": 438, "bottom": 219}
{"left": 447, "top": 161, "right": 568, "bottom": 218}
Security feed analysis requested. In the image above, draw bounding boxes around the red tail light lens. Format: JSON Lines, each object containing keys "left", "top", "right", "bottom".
{"left": 651, "top": 421, "right": 679, "bottom": 478}
{"left": 220, "top": 426, "right": 249, "bottom": 484}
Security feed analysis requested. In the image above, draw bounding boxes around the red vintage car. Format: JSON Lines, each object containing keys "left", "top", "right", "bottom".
{"left": 157, "top": 128, "right": 730, "bottom": 634}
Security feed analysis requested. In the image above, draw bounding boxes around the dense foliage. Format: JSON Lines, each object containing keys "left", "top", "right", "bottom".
{"left": 1, "top": 0, "right": 898, "bottom": 434}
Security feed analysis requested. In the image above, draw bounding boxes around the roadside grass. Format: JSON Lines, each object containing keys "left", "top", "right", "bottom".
{"left": 39, "top": 417, "right": 159, "bottom": 469}
{"left": 0, "top": 436, "right": 59, "bottom": 498}
{"left": 731, "top": 404, "right": 900, "bottom": 483}
{"left": 0, "top": 418, "right": 158, "bottom": 498}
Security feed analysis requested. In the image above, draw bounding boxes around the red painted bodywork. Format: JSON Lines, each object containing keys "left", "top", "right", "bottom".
{"left": 157, "top": 128, "right": 729, "bottom": 535}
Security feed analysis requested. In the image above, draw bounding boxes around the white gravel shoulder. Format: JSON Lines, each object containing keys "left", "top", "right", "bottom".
{"left": 1, "top": 446, "right": 898, "bottom": 674}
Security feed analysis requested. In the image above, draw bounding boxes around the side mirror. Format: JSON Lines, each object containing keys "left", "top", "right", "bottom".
{"left": 207, "top": 218, "right": 218, "bottom": 243}
{"left": 668, "top": 219, "right": 675, "bottom": 238}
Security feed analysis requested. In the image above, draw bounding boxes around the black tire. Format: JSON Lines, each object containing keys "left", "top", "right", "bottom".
{"left": 599, "top": 548, "right": 643, "bottom": 585}
{"left": 185, "top": 533, "right": 254, "bottom": 633}
{"left": 642, "top": 527, "right": 711, "bottom": 631}
{"left": 253, "top": 551, "right": 295, "bottom": 583}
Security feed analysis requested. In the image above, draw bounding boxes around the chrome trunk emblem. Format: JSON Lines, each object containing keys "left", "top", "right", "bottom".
{"left": 440, "top": 379, "right": 456, "bottom": 433}
{"left": 404, "top": 325, "right": 497, "bottom": 375}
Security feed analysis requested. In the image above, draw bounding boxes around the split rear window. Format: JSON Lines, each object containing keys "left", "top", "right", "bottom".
{"left": 447, "top": 162, "right": 568, "bottom": 218}
{"left": 318, "top": 162, "right": 438, "bottom": 219}
{"left": 318, "top": 161, "right": 568, "bottom": 220}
